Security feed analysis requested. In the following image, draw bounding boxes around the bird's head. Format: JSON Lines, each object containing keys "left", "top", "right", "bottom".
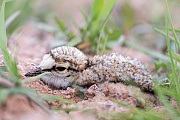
{"left": 25, "top": 46, "right": 88, "bottom": 89}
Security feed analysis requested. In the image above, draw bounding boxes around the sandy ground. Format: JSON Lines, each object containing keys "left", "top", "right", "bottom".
{"left": 0, "top": 22, "right": 162, "bottom": 120}
{"left": 0, "top": 0, "right": 169, "bottom": 119}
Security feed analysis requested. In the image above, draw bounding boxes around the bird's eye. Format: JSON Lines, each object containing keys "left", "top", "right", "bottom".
{"left": 56, "top": 67, "right": 67, "bottom": 71}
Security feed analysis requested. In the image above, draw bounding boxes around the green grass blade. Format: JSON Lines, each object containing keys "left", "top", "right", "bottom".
{"left": 153, "top": 27, "right": 176, "bottom": 42}
{"left": 97, "top": 0, "right": 117, "bottom": 22}
{"left": 145, "top": 24, "right": 176, "bottom": 42}
{"left": 79, "top": 9, "right": 88, "bottom": 23}
{"left": 114, "top": 99, "right": 164, "bottom": 119}
{"left": 5, "top": 10, "right": 20, "bottom": 28}
{"left": 156, "top": 88, "right": 177, "bottom": 119}
{"left": 89, "top": 0, "right": 117, "bottom": 40}
{"left": 54, "top": 16, "right": 67, "bottom": 32}
{"left": 39, "top": 94, "right": 74, "bottom": 104}
{"left": 125, "top": 41, "right": 170, "bottom": 62}
{"left": 6, "top": 0, "right": 33, "bottom": 35}
{"left": 96, "top": 14, "right": 110, "bottom": 54}
{"left": 156, "top": 26, "right": 180, "bottom": 33}
{"left": 37, "top": 22, "right": 57, "bottom": 32}
{"left": 11, "top": 87, "right": 50, "bottom": 113}
{"left": 165, "top": 0, "right": 180, "bottom": 93}
{"left": 66, "top": 38, "right": 82, "bottom": 47}
{"left": 166, "top": 0, "right": 180, "bottom": 49}
{"left": 26, "top": 94, "right": 50, "bottom": 113}
{"left": 86, "top": 0, "right": 104, "bottom": 40}
{"left": 171, "top": 51, "right": 180, "bottom": 62}
{"left": 102, "top": 35, "right": 108, "bottom": 54}
{"left": 0, "top": 89, "right": 11, "bottom": 104}
{"left": 0, "top": 1, "right": 21, "bottom": 84}
{"left": 0, "top": 1, "right": 8, "bottom": 49}
{"left": 0, "top": 68, "right": 8, "bottom": 79}
{"left": 22, "top": 72, "right": 50, "bottom": 84}
{"left": 91, "top": 0, "right": 104, "bottom": 21}
{"left": 2, "top": 49, "right": 21, "bottom": 83}
{"left": 0, "top": 65, "right": 8, "bottom": 72}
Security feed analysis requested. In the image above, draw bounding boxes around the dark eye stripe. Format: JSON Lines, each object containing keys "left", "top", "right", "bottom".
{"left": 51, "top": 66, "right": 79, "bottom": 72}
{"left": 56, "top": 67, "right": 67, "bottom": 71}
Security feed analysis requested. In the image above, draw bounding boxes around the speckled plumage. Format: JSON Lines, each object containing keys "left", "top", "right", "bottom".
{"left": 25, "top": 46, "right": 154, "bottom": 92}
{"left": 49, "top": 46, "right": 88, "bottom": 70}
{"left": 77, "top": 53, "right": 153, "bottom": 92}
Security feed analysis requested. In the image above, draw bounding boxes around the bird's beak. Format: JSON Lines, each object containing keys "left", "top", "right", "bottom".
{"left": 25, "top": 67, "right": 43, "bottom": 77}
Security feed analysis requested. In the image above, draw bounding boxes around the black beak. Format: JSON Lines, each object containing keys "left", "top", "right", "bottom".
{"left": 25, "top": 67, "right": 42, "bottom": 77}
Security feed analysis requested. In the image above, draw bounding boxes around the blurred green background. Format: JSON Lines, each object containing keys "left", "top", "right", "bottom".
{"left": 4, "top": 0, "right": 180, "bottom": 54}
{"left": 1, "top": 1, "right": 180, "bottom": 119}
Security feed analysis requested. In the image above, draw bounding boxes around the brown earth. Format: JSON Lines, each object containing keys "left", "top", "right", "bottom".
{"left": 1, "top": 0, "right": 179, "bottom": 119}
{"left": 0, "top": 0, "right": 168, "bottom": 117}
{"left": 0, "top": 22, "right": 163, "bottom": 120}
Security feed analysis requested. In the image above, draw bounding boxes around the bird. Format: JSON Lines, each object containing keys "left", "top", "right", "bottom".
{"left": 25, "top": 46, "right": 154, "bottom": 93}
